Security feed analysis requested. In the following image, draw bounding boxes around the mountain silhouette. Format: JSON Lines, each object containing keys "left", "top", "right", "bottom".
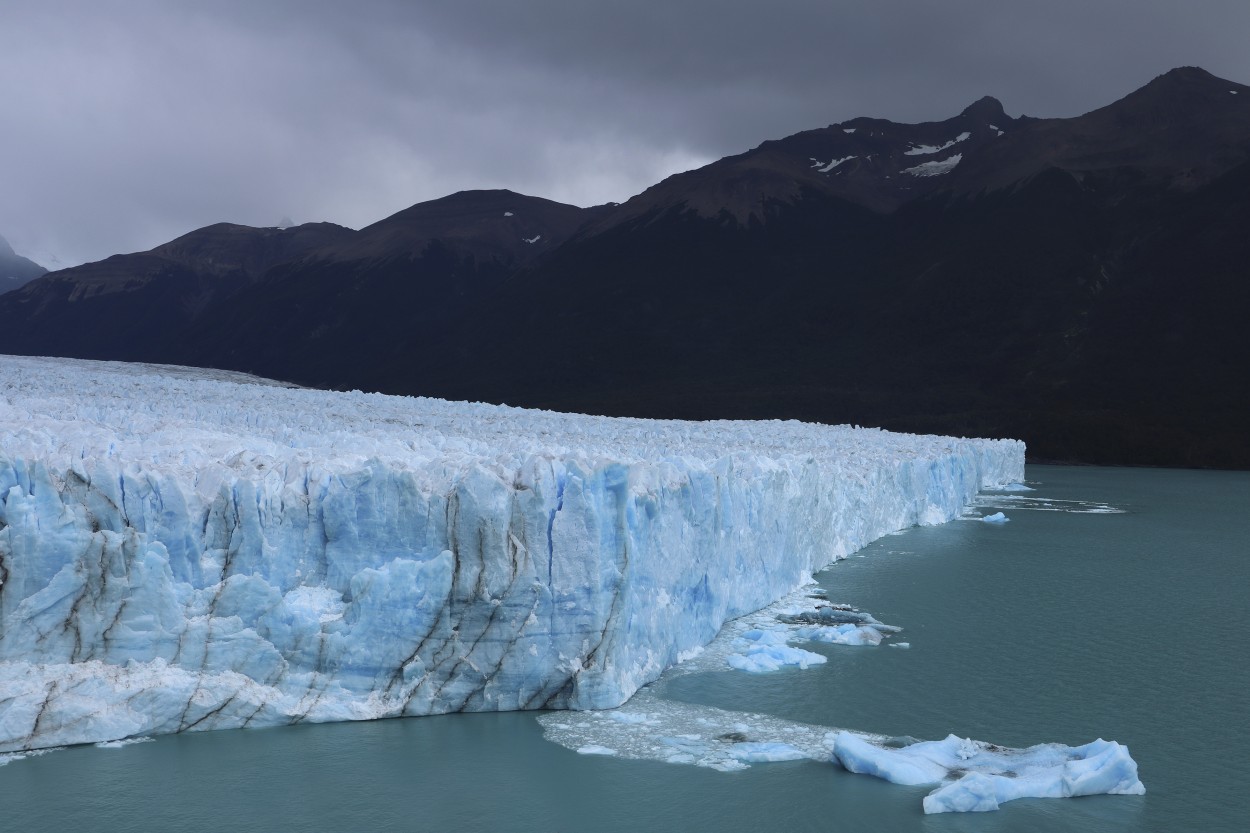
{"left": 2, "top": 67, "right": 1248, "bottom": 468}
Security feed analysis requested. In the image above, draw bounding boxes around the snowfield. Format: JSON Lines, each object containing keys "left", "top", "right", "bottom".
{"left": 0, "top": 355, "right": 1022, "bottom": 752}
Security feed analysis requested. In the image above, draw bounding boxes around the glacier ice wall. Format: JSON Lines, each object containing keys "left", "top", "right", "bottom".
{"left": 0, "top": 355, "right": 1023, "bottom": 752}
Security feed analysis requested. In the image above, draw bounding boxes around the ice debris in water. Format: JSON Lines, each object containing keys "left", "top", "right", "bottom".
{"left": 969, "top": 493, "right": 1125, "bottom": 515}
{"left": 696, "top": 585, "right": 906, "bottom": 672}
{"left": 832, "top": 732, "right": 1145, "bottom": 814}
{"left": 576, "top": 745, "right": 618, "bottom": 756}
{"left": 540, "top": 695, "right": 838, "bottom": 773}
{"left": 981, "top": 512, "right": 1010, "bottom": 523}
{"left": 727, "top": 630, "right": 827, "bottom": 673}
{"left": 94, "top": 737, "right": 154, "bottom": 749}
{"left": 539, "top": 586, "right": 1144, "bottom": 814}
{"left": 540, "top": 585, "right": 896, "bottom": 768}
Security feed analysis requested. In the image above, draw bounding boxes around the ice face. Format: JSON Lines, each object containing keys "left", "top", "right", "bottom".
{"left": 0, "top": 355, "right": 1023, "bottom": 752}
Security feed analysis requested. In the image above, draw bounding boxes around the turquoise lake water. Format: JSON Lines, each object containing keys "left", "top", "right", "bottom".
{"left": 1, "top": 464, "right": 1246, "bottom": 831}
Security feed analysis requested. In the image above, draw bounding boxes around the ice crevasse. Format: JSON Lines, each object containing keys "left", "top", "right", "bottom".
{"left": 0, "top": 355, "right": 1023, "bottom": 752}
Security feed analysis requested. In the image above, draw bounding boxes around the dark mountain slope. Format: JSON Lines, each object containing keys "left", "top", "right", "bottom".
{"left": 948, "top": 66, "right": 1250, "bottom": 196}
{"left": 168, "top": 191, "right": 610, "bottom": 388}
{"left": 1, "top": 68, "right": 1247, "bottom": 467}
{"left": 0, "top": 235, "right": 46, "bottom": 294}
{"left": 365, "top": 138, "right": 1250, "bottom": 466}
{"left": 338, "top": 189, "right": 604, "bottom": 264}
{"left": 585, "top": 67, "right": 1250, "bottom": 234}
{"left": 0, "top": 222, "right": 354, "bottom": 362}
{"left": 589, "top": 93, "right": 1015, "bottom": 227}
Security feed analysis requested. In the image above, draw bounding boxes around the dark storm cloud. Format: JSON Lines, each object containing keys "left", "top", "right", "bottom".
{"left": 2, "top": 0, "right": 1248, "bottom": 267}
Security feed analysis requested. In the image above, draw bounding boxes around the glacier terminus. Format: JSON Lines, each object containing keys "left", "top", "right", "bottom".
{"left": 0, "top": 355, "right": 1022, "bottom": 753}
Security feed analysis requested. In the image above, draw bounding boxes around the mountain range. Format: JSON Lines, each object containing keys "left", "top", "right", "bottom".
{"left": 2, "top": 66, "right": 1248, "bottom": 468}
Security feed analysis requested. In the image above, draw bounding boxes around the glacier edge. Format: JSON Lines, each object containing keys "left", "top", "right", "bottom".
{"left": 0, "top": 355, "right": 1024, "bottom": 752}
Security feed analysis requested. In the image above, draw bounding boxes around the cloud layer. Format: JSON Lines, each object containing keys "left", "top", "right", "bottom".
{"left": 3, "top": 0, "right": 1247, "bottom": 267}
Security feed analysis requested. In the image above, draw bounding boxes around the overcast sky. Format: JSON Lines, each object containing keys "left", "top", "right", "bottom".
{"left": 3, "top": 0, "right": 1248, "bottom": 268}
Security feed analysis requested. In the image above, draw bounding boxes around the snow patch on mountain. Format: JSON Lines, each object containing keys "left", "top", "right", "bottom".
{"left": 902, "top": 154, "right": 962, "bottom": 177}
{"left": 904, "top": 132, "right": 971, "bottom": 156}
{"left": 811, "top": 156, "right": 856, "bottom": 172}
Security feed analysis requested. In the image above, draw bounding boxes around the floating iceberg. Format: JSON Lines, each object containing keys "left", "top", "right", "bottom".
{"left": 981, "top": 511, "right": 1010, "bottom": 523}
{"left": 726, "top": 640, "right": 827, "bottom": 673}
{"left": 833, "top": 732, "right": 1145, "bottom": 813}
{"left": 721, "top": 602, "right": 903, "bottom": 671}
{"left": 0, "top": 355, "right": 1022, "bottom": 752}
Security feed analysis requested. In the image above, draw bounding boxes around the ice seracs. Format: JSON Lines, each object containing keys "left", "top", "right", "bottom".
{"left": 0, "top": 354, "right": 1022, "bottom": 753}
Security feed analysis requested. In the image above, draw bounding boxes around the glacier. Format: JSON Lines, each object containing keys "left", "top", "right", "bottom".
{"left": 0, "top": 354, "right": 1022, "bottom": 753}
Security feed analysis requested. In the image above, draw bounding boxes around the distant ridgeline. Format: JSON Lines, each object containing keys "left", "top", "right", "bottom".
{"left": 0, "top": 234, "right": 46, "bottom": 294}
{"left": 2, "top": 67, "right": 1248, "bottom": 468}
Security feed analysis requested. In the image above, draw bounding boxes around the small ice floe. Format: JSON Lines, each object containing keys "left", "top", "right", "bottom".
{"left": 843, "top": 128, "right": 856, "bottom": 133}
{"left": 540, "top": 694, "right": 834, "bottom": 772}
{"left": 0, "top": 747, "right": 63, "bottom": 766}
{"left": 577, "top": 745, "right": 618, "bottom": 756}
{"left": 795, "top": 623, "right": 883, "bottom": 646}
{"left": 776, "top": 603, "right": 901, "bottom": 633}
{"left": 727, "top": 629, "right": 826, "bottom": 673}
{"left": 887, "top": 642, "right": 910, "bottom": 649}
{"left": 606, "top": 711, "right": 653, "bottom": 725}
{"left": 522, "top": 234, "right": 541, "bottom": 244}
{"left": 503, "top": 211, "right": 514, "bottom": 216}
{"left": 723, "top": 599, "right": 904, "bottom": 671}
{"left": 94, "top": 736, "right": 154, "bottom": 749}
{"left": 981, "top": 512, "right": 1009, "bottom": 524}
{"left": 832, "top": 733, "right": 1145, "bottom": 814}
{"left": 727, "top": 742, "right": 808, "bottom": 763}
{"left": 970, "top": 494, "right": 1124, "bottom": 514}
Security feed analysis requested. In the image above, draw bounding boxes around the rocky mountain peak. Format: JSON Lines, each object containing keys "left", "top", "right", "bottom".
{"left": 959, "top": 95, "right": 1007, "bottom": 123}
{"left": 0, "top": 233, "right": 48, "bottom": 289}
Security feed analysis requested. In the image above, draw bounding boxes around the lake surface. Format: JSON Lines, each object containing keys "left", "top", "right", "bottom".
{"left": 2, "top": 465, "right": 1246, "bottom": 831}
